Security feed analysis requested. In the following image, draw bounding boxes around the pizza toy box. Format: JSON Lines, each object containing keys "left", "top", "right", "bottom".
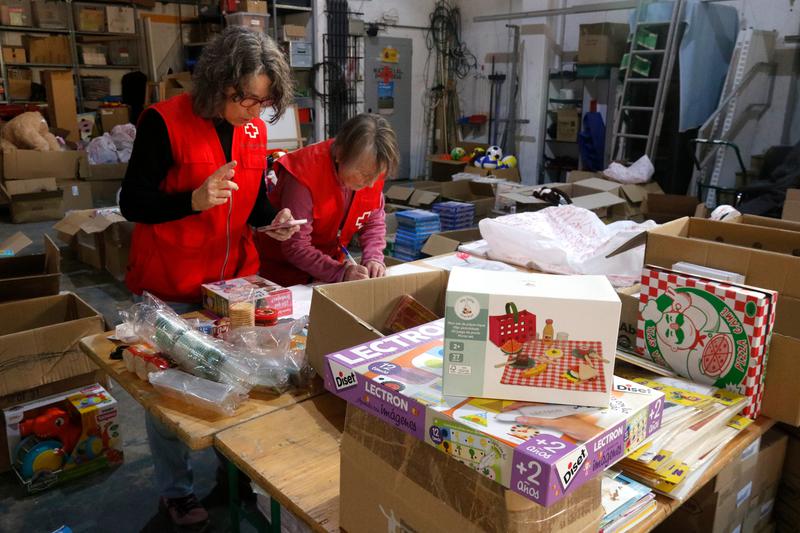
{"left": 443, "top": 267, "right": 622, "bottom": 407}
{"left": 324, "top": 320, "right": 665, "bottom": 507}
{"left": 4, "top": 383, "right": 123, "bottom": 492}
{"left": 636, "top": 265, "right": 777, "bottom": 418}
{"left": 201, "top": 275, "right": 292, "bottom": 318}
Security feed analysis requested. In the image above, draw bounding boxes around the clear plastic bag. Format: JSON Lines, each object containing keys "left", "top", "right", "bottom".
{"left": 132, "top": 292, "right": 284, "bottom": 393}
{"left": 86, "top": 133, "right": 119, "bottom": 164}
{"left": 224, "top": 316, "right": 312, "bottom": 393}
{"left": 149, "top": 369, "right": 247, "bottom": 417}
{"left": 110, "top": 124, "right": 136, "bottom": 163}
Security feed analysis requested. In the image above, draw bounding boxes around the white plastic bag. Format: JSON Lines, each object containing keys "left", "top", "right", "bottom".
{"left": 110, "top": 124, "right": 136, "bottom": 163}
{"left": 478, "top": 205, "right": 657, "bottom": 286}
{"left": 86, "top": 133, "right": 119, "bottom": 164}
{"left": 604, "top": 155, "right": 654, "bottom": 184}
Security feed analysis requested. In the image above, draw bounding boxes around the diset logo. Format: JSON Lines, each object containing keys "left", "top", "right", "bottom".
{"left": 554, "top": 446, "right": 588, "bottom": 490}
{"left": 328, "top": 360, "right": 358, "bottom": 391}
{"left": 614, "top": 382, "right": 652, "bottom": 395}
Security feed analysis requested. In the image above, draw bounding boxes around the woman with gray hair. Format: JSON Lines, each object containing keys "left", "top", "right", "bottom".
{"left": 257, "top": 113, "right": 399, "bottom": 285}
{"left": 119, "top": 26, "right": 297, "bottom": 528}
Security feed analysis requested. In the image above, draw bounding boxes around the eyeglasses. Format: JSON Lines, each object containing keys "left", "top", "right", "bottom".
{"left": 230, "top": 93, "right": 274, "bottom": 109}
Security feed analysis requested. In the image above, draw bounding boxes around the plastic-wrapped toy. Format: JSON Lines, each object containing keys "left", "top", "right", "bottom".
{"left": 149, "top": 369, "right": 247, "bottom": 417}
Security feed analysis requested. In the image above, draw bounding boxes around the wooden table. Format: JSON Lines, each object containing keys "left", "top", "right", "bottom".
{"left": 214, "top": 393, "right": 345, "bottom": 533}
{"left": 631, "top": 416, "right": 776, "bottom": 532}
{"left": 79, "top": 332, "right": 324, "bottom": 450}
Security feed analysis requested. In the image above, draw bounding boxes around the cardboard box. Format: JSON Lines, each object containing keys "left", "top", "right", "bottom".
{"left": 0, "top": 148, "right": 88, "bottom": 181}
{"left": 613, "top": 218, "right": 800, "bottom": 425}
{"left": 1, "top": 184, "right": 64, "bottom": 223}
{"left": 2, "top": 46, "right": 26, "bottom": 63}
{"left": 341, "top": 406, "right": 604, "bottom": 533}
{"left": 427, "top": 155, "right": 468, "bottom": 181}
{"left": 642, "top": 194, "right": 702, "bottom": 223}
{"left": 103, "top": 220, "right": 133, "bottom": 281}
{"left": 782, "top": 189, "right": 800, "bottom": 222}
{"left": 88, "top": 179, "right": 122, "bottom": 206}
{"left": 282, "top": 23, "right": 306, "bottom": 41}
{"left": 421, "top": 228, "right": 482, "bottom": 257}
{"left": 409, "top": 189, "right": 440, "bottom": 209}
{"left": 572, "top": 175, "right": 665, "bottom": 220}
{"left": 225, "top": 11, "right": 269, "bottom": 32}
{"left": 4, "top": 383, "right": 123, "bottom": 492}
{"left": 99, "top": 106, "right": 130, "bottom": 133}
{"left": 440, "top": 181, "right": 496, "bottom": 219}
{"left": 58, "top": 179, "right": 93, "bottom": 211}
{"left": 74, "top": 3, "right": 106, "bottom": 32}
{"left": 108, "top": 40, "right": 137, "bottom": 66}
{"left": 105, "top": 5, "right": 135, "bottom": 33}
{"left": 0, "top": 234, "right": 60, "bottom": 302}
{"left": 4, "top": 177, "right": 58, "bottom": 196}
{"left": 732, "top": 214, "right": 800, "bottom": 233}
{"left": 32, "top": 0, "right": 68, "bottom": 28}
{"left": 53, "top": 208, "right": 127, "bottom": 269}
{"left": 578, "top": 23, "right": 630, "bottom": 64}
{"left": 616, "top": 284, "right": 640, "bottom": 352}
{"left": 325, "top": 320, "right": 663, "bottom": 507}
{"left": 202, "top": 275, "right": 293, "bottom": 318}
{"left": 43, "top": 70, "right": 80, "bottom": 143}
{"left": 556, "top": 109, "right": 580, "bottom": 142}
{"left": 164, "top": 72, "right": 193, "bottom": 99}
{"left": 7, "top": 68, "right": 31, "bottom": 99}
{"left": 384, "top": 185, "right": 413, "bottom": 207}
{"left": 237, "top": 0, "right": 268, "bottom": 13}
{"left": 0, "top": 0, "right": 32, "bottom": 26}
{"left": 567, "top": 171, "right": 601, "bottom": 183}
{"left": 497, "top": 183, "right": 626, "bottom": 220}
{"left": 79, "top": 44, "right": 107, "bottom": 65}
{"left": 87, "top": 162, "right": 127, "bottom": 181}
{"left": 22, "top": 35, "right": 71, "bottom": 64}
{"left": 443, "top": 268, "right": 621, "bottom": 406}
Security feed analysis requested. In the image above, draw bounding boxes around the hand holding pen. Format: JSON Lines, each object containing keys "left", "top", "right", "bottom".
{"left": 341, "top": 245, "right": 369, "bottom": 281}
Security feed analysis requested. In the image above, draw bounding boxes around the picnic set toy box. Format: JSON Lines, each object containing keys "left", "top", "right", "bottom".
{"left": 4, "top": 383, "right": 123, "bottom": 492}
{"left": 443, "top": 267, "right": 622, "bottom": 407}
{"left": 323, "top": 320, "right": 665, "bottom": 506}
{"left": 636, "top": 265, "right": 778, "bottom": 418}
{"left": 201, "top": 275, "right": 292, "bottom": 318}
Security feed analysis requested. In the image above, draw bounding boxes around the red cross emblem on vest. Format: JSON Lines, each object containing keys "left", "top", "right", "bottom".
{"left": 355, "top": 211, "right": 371, "bottom": 229}
{"left": 245, "top": 123, "right": 259, "bottom": 139}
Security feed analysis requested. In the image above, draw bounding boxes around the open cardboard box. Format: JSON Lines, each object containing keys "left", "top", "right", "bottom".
{"left": 0, "top": 234, "right": 60, "bottom": 302}
{"left": 421, "top": 228, "right": 482, "bottom": 256}
{"left": 53, "top": 208, "right": 128, "bottom": 271}
{"left": 641, "top": 194, "right": 702, "bottom": 223}
{"left": 0, "top": 184, "right": 64, "bottom": 223}
{"left": 439, "top": 180, "right": 495, "bottom": 219}
{"left": 783, "top": 189, "right": 800, "bottom": 222}
{"left": 0, "top": 149, "right": 89, "bottom": 181}
{"left": 307, "top": 270, "right": 448, "bottom": 373}
{"left": 611, "top": 217, "right": 800, "bottom": 425}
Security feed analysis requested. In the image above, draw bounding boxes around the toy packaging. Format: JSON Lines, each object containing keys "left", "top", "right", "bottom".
{"left": 443, "top": 267, "right": 621, "bottom": 407}
{"left": 635, "top": 265, "right": 778, "bottom": 418}
{"left": 4, "top": 383, "right": 123, "bottom": 492}
{"left": 323, "top": 320, "right": 664, "bottom": 506}
{"left": 201, "top": 275, "right": 292, "bottom": 319}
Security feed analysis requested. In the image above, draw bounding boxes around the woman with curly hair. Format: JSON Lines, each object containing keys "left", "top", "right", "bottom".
{"left": 119, "top": 26, "right": 297, "bottom": 528}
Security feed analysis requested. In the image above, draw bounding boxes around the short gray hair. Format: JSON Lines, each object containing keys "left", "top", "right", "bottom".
{"left": 191, "top": 26, "right": 294, "bottom": 123}
{"left": 333, "top": 114, "right": 400, "bottom": 179}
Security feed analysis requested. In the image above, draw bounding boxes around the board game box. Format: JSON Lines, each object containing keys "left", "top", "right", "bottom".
{"left": 324, "top": 320, "right": 664, "bottom": 506}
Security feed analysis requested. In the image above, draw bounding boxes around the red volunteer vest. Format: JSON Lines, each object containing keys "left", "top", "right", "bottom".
{"left": 256, "top": 139, "right": 384, "bottom": 286}
{"left": 126, "top": 93, "right": 267, "bottom": 303}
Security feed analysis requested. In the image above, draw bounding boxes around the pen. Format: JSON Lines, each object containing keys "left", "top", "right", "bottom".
{"left": 340, "top": 245, "right": 358, "bottom": 266}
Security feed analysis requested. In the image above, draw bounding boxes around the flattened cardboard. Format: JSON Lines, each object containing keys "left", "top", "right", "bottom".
{"left": 782, "top": 189, "right": 800, "bottom": 222}
{"left": 0, "top": 232, "right": 31, "bottom": 256}
{"left": 421, "top": 228, "right": 482, "bottom": 256}
{"left": 341, "top": 407, "right": 603, "bottom": 533}
{"left": 0, "top": 235, "right": 60, "bottom": 302}
{"left": 306, "top": 270, "right": 448, "bottom": 373}
{"left": 0, "top": 149, "right": 89, "bottom": 180}
{"left": 0, "top": 293, "right": 104, "bottom": 399}
{"left": 384, "top": 185, "right": 413, "bottom": 204}
{"left": 409, "top": 189, "right": 440, "bottom": 208}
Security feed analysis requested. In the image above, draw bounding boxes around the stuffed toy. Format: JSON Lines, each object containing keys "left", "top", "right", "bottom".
{"left": 0, "top": 111, "right": 62, "bottom": 153}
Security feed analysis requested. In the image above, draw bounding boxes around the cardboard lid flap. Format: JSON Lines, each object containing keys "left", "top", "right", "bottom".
{"left": 0, "top": 232, "right": 32, "bottom": 256}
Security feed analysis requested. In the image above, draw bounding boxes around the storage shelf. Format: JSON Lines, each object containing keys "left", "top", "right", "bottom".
{"left": 549, "top": 98, "right": 582, "bottom": 104}
{"left": 273, "top": 4, "right": 313, "bottom": 12}
{"left": 76, "top": 31, "right": 138, "bottom": 38}
{"left": 79, "top": 64, "right": 141, "bottom": 70}
{"left": 0, "top": 25, "right": 68, "bottom": 34}
{"left": 6, "top": 62, "right": 72, "bottom": 68}
{"left": 546, "top": 139, "right": 578, "bottom": 144}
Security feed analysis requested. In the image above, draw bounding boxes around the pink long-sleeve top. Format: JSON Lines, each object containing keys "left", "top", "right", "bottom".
{"left": 277, "top": 168, "right": 386, "bottom": 283}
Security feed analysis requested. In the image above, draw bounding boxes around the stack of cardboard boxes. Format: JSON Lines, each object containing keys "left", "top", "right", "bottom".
{"left": 775, "top": 426, "right": 800, "bottom": 532}
{"left": 53, "top": 208, "right": 133, "bottom": 279}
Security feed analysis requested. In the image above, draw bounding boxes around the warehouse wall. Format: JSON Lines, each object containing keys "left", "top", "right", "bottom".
{"left": 312, "top": 0, "right": 438, "bottom": 179}
{"left": 458, "top": 0, "right": 800, "bottom": 187}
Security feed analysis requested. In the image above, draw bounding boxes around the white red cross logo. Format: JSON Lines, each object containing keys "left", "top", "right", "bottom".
{"left": 355, "top": 211, "right": 371, "bottom": 229}
{"left": 244, "top": 123, "right": 259, "bottom": 139}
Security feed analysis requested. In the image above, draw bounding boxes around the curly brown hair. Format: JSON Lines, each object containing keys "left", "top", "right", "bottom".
{"left": 191, "top": 26, "right": 294, "bottom": 124}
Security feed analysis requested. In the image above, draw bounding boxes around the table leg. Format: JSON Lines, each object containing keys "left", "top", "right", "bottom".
{"left": 270, "top": 497, "right": 281, "bottom": 533}
{"left": 227, "top": 460, "right": 241, "bottom": 533}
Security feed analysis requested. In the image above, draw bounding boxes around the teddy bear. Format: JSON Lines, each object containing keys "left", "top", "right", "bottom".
{"left": 0, "top": 111, "right": 62, "bottom": 153}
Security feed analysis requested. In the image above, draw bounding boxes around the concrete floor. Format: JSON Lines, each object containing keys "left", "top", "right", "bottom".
{"left": 0, "top": 212, "right": 259, "bottom": 533}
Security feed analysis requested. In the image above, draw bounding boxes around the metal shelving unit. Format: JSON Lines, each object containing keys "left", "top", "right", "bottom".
{"left": 0, "top": 0, "right": 142, "bottom": 111}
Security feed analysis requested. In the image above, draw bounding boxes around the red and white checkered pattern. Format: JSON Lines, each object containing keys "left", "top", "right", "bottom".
{"left": 500, "top": 340, "right": 608, "bottom": 393}
{"left": 635, "top": 266, "right": 777, "bottom": 418}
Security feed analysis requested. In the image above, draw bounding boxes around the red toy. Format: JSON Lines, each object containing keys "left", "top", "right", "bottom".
{"left": 19, "top": 407, "right": 82, "bottom": 455}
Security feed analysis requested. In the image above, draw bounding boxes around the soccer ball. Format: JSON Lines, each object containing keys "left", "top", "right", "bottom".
{"left": 450, "top": 147, "right": 466, "bottom": 160}
{"left": 486, "top": 145, "right": 503, "bottom": 161}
